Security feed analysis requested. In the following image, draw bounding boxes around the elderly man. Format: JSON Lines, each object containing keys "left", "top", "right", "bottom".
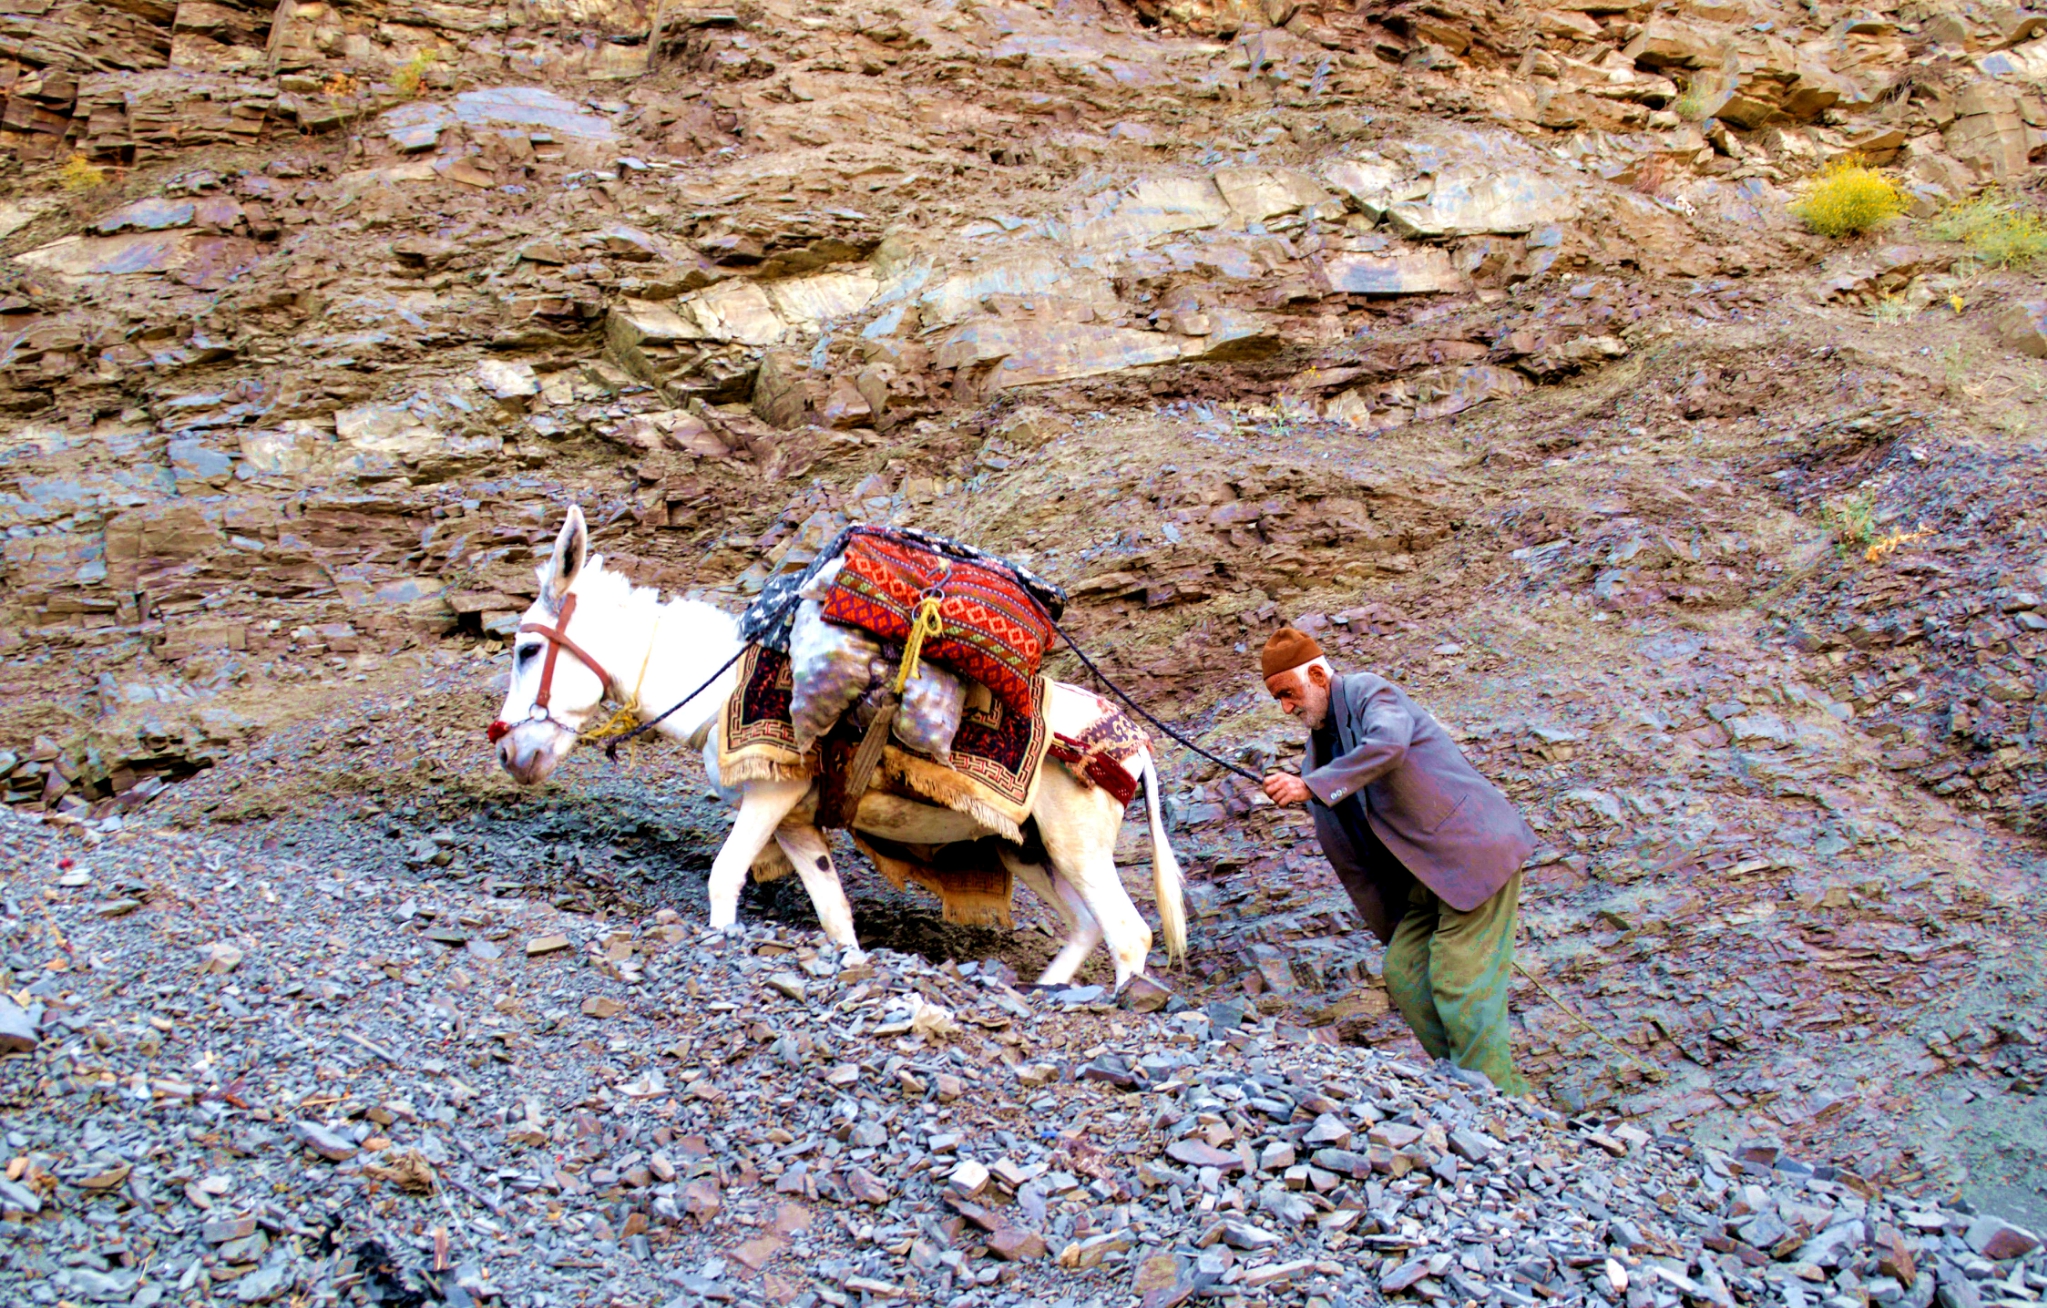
{"left": 1258, "top": 626, "right": 1535, "bottom": 1096}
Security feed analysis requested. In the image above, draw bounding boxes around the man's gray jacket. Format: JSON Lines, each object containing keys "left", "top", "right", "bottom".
{"left": 1304, "top": 671, "right": 1534, "bottom": 942}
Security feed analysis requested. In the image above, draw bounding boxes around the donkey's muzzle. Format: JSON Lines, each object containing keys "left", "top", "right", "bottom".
{"left": 495, "top": 722, "right": 564, "bottom": 786}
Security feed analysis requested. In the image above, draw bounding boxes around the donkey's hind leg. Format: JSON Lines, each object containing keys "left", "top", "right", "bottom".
{"left": 1033, "top": 766, "right": 1152, "bottom": 989}
{"left": 706, "top": 778, "right": 811, "bottom": 931}
{"left": 1001, "top": 849, "right": 1102, "bottom": 987}
{"left": 773, "top": 823, "right": 858, "bottom": 949}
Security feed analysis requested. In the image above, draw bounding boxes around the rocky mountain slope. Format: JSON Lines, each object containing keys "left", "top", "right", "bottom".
{"left": 2, "top": 0, "right": 2047, "bottom": 1273}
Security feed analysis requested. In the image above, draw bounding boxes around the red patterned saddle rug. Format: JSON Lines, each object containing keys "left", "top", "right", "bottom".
{"left": 820, "top": 532, "right": 1053, "bottom": 720}
{"left": 1048, "top": 703, "right": 1150, "bottom": 807}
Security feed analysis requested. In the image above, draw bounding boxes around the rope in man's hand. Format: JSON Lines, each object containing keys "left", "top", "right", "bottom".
{"left": 1050, "top": 620, "right": 1264, "bottom": 784}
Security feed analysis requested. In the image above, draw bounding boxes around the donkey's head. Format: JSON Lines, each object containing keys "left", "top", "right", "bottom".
{"left": 491, "top": 507, "right": 614, "bottom": 785}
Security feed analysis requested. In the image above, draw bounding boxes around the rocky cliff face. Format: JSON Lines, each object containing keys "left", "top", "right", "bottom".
{"left": 2, "top": 0, "right": 2046, "bottom": 1220}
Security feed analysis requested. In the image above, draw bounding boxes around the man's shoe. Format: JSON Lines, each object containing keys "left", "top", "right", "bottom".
{"left": 1436, "top": 1058, "right": 1498, "bottom": 1093}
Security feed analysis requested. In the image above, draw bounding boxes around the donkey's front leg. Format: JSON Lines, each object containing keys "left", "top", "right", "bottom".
{"left": 706, "top": 779, "right": 812, "bottom": 931}
{"left": 773, "top": 823, "right": 859, "bottom": 949}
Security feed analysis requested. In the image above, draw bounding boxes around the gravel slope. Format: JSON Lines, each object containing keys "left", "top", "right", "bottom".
{"left": 3, "top": 805, "right": 2043, "bottom": 1308}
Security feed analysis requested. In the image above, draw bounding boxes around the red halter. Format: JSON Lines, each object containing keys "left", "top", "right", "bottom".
{"left": 488, "top": 592, "right": 617, "bottom": 741}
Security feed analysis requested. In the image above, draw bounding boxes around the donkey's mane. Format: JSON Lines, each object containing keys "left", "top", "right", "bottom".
{"left": 569, "top": 555, "right": 735, "bottom": 631}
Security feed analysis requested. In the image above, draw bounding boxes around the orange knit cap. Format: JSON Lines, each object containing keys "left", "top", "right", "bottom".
{"left": 1260, "top": 626, "right": 1325, "bottom": 680}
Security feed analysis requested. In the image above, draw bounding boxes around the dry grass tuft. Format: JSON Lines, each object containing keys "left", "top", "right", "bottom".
{"left": 1792, "top": 159, "right": 1908, "bottom": 237}
{"left": 393, "top": 49, "right": 438, "bottom": 98}
{"left": 56, "top": 154, "right": 106, "bottom": 192}
{"left": 1930, "top": 191, "right": 2047, "bottom": 268}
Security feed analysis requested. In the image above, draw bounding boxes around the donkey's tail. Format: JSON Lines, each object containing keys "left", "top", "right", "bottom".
{"left": 1141, "top": 750, "right": 1187, "bottom": 964}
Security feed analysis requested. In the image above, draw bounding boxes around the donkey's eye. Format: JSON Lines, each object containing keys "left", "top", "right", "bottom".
{"left": 516, "top": 644, "right": 539, "bottom": 666}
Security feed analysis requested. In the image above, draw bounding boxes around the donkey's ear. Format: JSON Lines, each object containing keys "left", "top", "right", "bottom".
{"left": 544, "top": 505, "right": 588, "bottom": 604}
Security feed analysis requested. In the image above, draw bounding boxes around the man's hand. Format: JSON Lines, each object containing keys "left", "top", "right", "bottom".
{"left": 1263, "top": 772, "right": 1310, "bottom": 807}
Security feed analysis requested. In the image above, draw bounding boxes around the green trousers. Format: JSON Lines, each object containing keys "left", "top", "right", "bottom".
{"left": 1380, "top": 870, "right": 1529, "bottom": 1096}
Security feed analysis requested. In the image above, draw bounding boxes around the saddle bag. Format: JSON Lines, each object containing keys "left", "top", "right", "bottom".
{"left": 787, "top": 597, "right": 966, "bottom": 762}
{"left": 787, "top": 599, "right": 877, "bottom": 752}
{"left": 892, "top": 657, "right": 964, "bottom": 765}
{"left": 819, "top": 532, "right": 1054, "bottom": 719}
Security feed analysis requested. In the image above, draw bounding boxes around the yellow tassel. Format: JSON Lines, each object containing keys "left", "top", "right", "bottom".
{"left": 893, "top": 596, "right": 945, "bottom": 694}
{"left": 578, "top": 610, "right": 664, "bottom": 747}
{"left": 579, "top": 703, "right": 643, "bottom": 745}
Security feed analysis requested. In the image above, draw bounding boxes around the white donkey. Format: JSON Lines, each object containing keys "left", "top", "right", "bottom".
{"left": 490, "top": 507, "right": 1186, "bottom": 989}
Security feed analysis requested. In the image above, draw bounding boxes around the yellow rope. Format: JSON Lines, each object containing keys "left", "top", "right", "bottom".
{"left": 1513, "top": 960, "right": 1663, "bottom": 1079}
{"left": 579, "top": 611, "right": 664, "bottom": 746}
{"left": 579, "top": 703, "right": 644, "bottom": 745}
{"left": 891, "top": 596, "right": 945, "bottom": 695}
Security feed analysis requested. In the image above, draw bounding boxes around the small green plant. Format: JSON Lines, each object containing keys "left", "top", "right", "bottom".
{"left": 1791, "top": 159, "right": 1909, "bottom": 237}
{"left": 1672, "top": 89, "right": 1712, "bottom": 122}
{"left": 1818, "top": 494, "right": 1927, "bottom": 562}
{"left": 392, "top": 48, "right": 438, "bottom": 98}
{"left": 1936, "top": 342, "right": 1967, "bottom": 391}
{"left": 1820, "top": 492, "right": 1881, "bottom": 555}
{"left": 1929, "top": 191, "right": 2047, "bottom": 268}
{"left": 56, "top": 154, "right": 105, "bottom": 191}
{"left": 1870, "top": 294, "right": 1917, "bottom": 325}
{"left": 1269, "top": 398, "right": 1313, "bottom": 439}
